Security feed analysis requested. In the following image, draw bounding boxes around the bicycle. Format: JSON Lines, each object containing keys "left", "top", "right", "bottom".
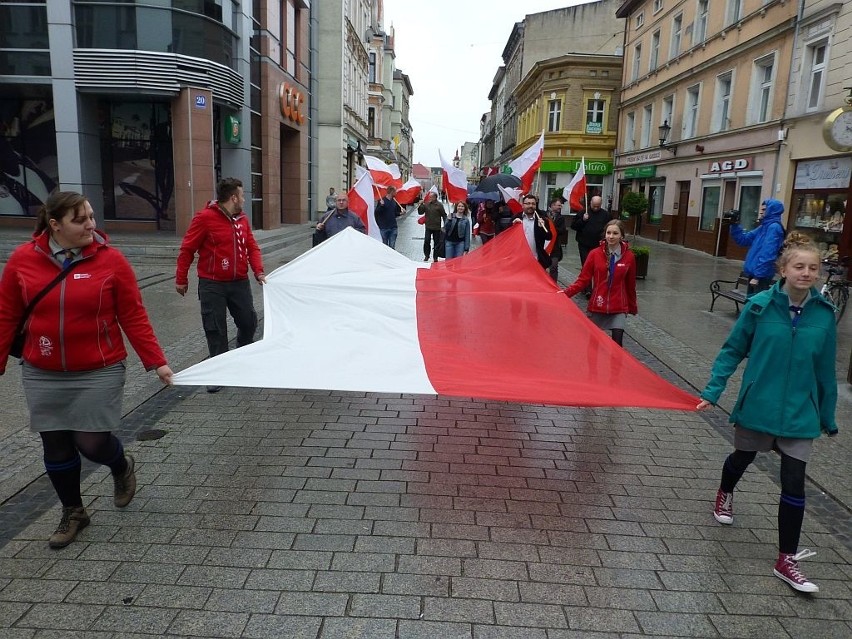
{"left": 820, "top": 260, "right": 849, "bottom": 323}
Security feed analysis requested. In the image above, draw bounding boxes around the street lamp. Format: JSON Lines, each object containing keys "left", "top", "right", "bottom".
{"left": 658, "top": 120, "right": 677, "bottom": 155}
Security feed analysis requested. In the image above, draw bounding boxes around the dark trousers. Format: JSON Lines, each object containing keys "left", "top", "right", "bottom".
{"left": 198, "top": 278, "right": 257, "bottom": 358}
{"left": 578, "top": 243, "right": 594, "bottom": 266}
{"left": 424, "top": 228, "right": 442, "bottom": 260}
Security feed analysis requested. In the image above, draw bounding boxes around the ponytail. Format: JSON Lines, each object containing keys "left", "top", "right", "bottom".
{"left": 34, "top": 191, "right": 89, "bottom": 235}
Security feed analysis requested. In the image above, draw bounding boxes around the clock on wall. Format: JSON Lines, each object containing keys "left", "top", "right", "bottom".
{"left": 823, "top": 106, "right": 852, "bottom": 152}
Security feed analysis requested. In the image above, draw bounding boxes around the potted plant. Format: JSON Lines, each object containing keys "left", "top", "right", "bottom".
{"left": 620, "top": 191, "right": 649, "bottom": 236}
{"left": 631, "top": 244, "right": 650, "bottom": 279}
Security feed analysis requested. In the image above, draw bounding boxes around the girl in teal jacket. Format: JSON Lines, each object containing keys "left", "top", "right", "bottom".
{"left": 697, "top": 233, "right": 837, "bottom": 594}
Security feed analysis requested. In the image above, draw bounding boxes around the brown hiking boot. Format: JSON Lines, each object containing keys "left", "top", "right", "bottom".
{"left": 113, "top": 454, "right": 137, "bottom": 508}
{"left": 49, "top": 506, "right": 90, "bottom": 549}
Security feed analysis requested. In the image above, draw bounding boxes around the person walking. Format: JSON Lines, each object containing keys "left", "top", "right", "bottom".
{"left": 571, "top": 195, "right": 611, "bottom": 265}
{"left": 476, "top": 201, "right": 497, "bottom": 244}
{"left": 325, "top": 187, "right": 336, "bottom": 211}
{"left": 545, "top": 197, "right": 566, "bottom": 282}
{"left": 419, "top": 192, "right": 446, "bottom": 262}
{"left": 443, "top": 201, "right": 471, "bottom": 259}
{"left": 730, "top": 198, "right": 786, "bottom": 295}
{"left": 563, "top": 219, "right": 637, "bottom": 346}
{"left": 0, "top": 191, "right": 173, "bottom": 549}
{"left": 697, "top": 233, "right": 837, "bottom": 594}
{"left": 316, "top": 192, "right": 367, "bottom": 238}
{"left": 374, "top": 186, "right": 403, "bottom": 248}
{"left": 512, "top": 194, "right": 552, "bottom": 270}
{"left": 175, "top": 177, "right": 266, "bottom": 393}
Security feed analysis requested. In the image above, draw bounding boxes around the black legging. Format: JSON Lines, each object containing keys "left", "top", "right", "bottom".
{"left": 41, "top": 431, "right": 126, "bottom": 507}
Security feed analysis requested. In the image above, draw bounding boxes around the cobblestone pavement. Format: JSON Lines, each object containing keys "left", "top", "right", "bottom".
{"left": 0, "top": 212, "right": 850, "bottom": 638}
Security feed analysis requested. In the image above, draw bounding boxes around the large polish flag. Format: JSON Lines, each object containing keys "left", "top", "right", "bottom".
{"left": 395, "top": 177, "right": 422, "bottom": 205}
{"left": 347, "top": 170, "right": 382, "bottom": 241}
{"left": 173, "top": 226, "right": 698, "bottom": 411}
{"left": 497, "top": 184, "right": 524, "bottom": 215}
{"left": 563, "top": 157, "right": 587, "bottom": 212}
{"left": 439, "top": 150, "right": 469, "bottom": 203}
{"left": 507, "top": 130, "right": 544, "bottom": 193}
{"left": 364, "top": 155, "right": 403, "bottom": 189}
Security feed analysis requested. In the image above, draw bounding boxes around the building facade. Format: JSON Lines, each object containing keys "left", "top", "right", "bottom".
{"left": 391, "top": 70, "right": 414, "bottom": 179}
{"left": 615, "top": 0, "right": 798, "bottom": 257}
{"left": 0, "top": 0, "right": 313, "bottom": 234}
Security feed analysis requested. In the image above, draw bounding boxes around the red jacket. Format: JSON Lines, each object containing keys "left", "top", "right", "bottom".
{"left": 0, "top": 231, "right": 167, "bottom": 374}
{"left": 175, "top": 202, "right": 264, "bottom": 286}
{"left": 564, "top": 240, "right": 638, "bottom": 315}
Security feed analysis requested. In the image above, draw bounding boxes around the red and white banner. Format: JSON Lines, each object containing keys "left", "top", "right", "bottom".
{"left": 173, "top": 227, "right": 698, "bottom": 411}
{"left": 507, "top": 130, "right": 544, "bottom": 193}
{"left": 439, "top": 150, "right": 469, "bottom": 204}
{"left": 364, "top": 156, "right": 403, "bottom": 189}
{"left": 395, "top": 177, "right": 422, "bottom": 205}
{"left": 497, "top": 184, "right": 524, "bottom": 215}
{"left": 563, "top": 157, "right": 587, "bottom": 212}
{"left": 347, "top": 170, "right": 382, "bottom": 241}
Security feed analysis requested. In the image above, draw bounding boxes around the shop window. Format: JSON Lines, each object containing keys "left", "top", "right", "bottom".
{"left": 737, "top": 184, "right": 762, "bottom": 230}
{"left": 648, "top": 184, "right": 665, "bottom": 224}
{"left": 700, "top": 185, "right": 720, "bottom": 231}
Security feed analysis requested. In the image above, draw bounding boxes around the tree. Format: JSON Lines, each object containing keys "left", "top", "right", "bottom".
{"left": 621, "top": 191, "right": 649, "bottom": 236}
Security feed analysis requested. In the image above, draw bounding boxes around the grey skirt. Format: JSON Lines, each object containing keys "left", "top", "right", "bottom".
{"left": 588, "top": 311, "right": 626, "bottom": 331}
{"left": 22, "top": 361, "right": 126, "bottom": 433}
{"left": 734, "top": 425, "right": 813, "bottom": 463}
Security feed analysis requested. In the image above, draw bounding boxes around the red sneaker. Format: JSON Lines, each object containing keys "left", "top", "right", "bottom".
{"left": 713, "top": 489, "right": 733, "bottom": 525}
{"left": 774, "top": 550, "right": 819, "bottom": 593}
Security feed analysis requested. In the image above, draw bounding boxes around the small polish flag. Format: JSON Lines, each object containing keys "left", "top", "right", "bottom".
{"left": 172, "top": 227, "right": 699, "bottom": 412}
{"left": 347, "top": 170, "right": 382, "bottom": 241}
{"left": 563, "top": 158, "right": 587, "bottom": 212}
{"left": 439, "top": 150, "right": 469, "bottom": 204}
{"left": 365, "top": 156, "right": 403, "bottom": 189}
{"left": 507, "top": 130, "right": 544, "bottom": 193}
{"left": 497, "top": 184, "right": 524, "bottom": 215}
{"left": 395, "top": 178, "right": 422, "bottom": 205}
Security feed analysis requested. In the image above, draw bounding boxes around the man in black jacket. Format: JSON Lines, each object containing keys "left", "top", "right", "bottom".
{"left": 374, "top": 186, "right": 402, "bottom": 248}
{"left": 571, "top": 195, "right": 610, "bottom": 266}
{"left": 545, "top": 197, "right": 566, "bottom": 282}
{"left": 512, "top": 194, "right": 552, "bottom": 270}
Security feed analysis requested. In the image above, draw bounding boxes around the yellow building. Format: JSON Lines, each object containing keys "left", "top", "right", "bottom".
{"left": 515, "top": 53, "right": 623, "bottom": 207}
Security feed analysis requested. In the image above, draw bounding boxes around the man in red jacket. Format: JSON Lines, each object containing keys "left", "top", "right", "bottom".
{"left": 175, "top": 178, "right": 266, "bottom": 392}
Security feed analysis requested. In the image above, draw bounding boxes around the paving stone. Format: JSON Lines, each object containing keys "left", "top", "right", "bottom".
{"left": 635, "top": 611, "right": 720, "bottom": 637}
{"left": 319, "top": 617, "right": 397, "bottom": 638}
{"left": 242, "top": 614, "right": 322, "bottom": 639}
{"left": 204, "top": 588, "right": 279, "bottom": 613}
{"left": 312, "top": 570, "right": 380, "bottom": 593}
{"left": 0, "top": 579, "right": 76, "bottom": 603}
{"left": 462, "top": 559, "right": 528, "bottom": 580}
{"left": 382, "top": 573, "right": 449, "bottom": 597}
{"left": 0, "top": 600, "right": 31, "bottom": 626}
{"left": 451, "top": 577, "right": 519, "bottom": 602}
{"left": 292, "top": 534, "right": 355, "bottom": 552}
{"left": 276, "top": 592, "right": 348, "bottom": 616}
{"left": 64, "top": 581, "right": 146, "bottom": 606}
{"left": 709, "top": 614, "right": 791, "bottom": 638}
{"left": 166, "top": 609, "right": 249, "bottom": 637}
{"left": 398, "top": 555, "right": 462, "bottom": 576}
{"left": 397, "top": 620, "right": 472, "bottom": 639}
{"left": 349, "top": 593, "right": 420, "bottom": 618}
{"left": 16, "top": 602, "right": 104, "bottom": 630}
{"left": 777, "top": 617, "right": 852, "bottom": 639}
{"left": 422, "top": 596, "right": 494, "bottom": 623}
{"left": 134, "top": 583, "right": 212, "bottom": 609}
{"left": 330, "top": 552, "right": 395, "bottom": 572}
{"left": 109, "top": 562, "right": 184, "bottom": 585}
{"left": 564, "top": 606, "right": 641, "bottom": 634}
{"left": 651, "top": 590, "right": 726, "bottom": 613}
{"left": 176, "top": 565, "right": 250, "bottom": 589}
{"left": 716, "top": 592, "right": 796, "bottom": 617}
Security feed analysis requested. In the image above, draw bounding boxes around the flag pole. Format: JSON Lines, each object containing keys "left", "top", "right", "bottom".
{"left": 582, "top": 157, "right": 588, "bottom": 218}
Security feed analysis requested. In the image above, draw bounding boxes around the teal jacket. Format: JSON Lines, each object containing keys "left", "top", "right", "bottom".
{"left": 700, "top": 282, "right": 838, "bottom": 438}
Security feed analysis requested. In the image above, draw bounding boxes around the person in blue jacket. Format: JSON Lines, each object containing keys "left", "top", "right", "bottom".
{"left": 730, "top": 198, "right": 786, "bottom": 295}
{"left": 697, "top": 232, "right": 838, "bottom": 594}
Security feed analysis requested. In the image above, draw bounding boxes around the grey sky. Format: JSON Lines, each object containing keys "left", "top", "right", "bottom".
{"left": 382, "top": 0, "right": 599, "bottom": 167}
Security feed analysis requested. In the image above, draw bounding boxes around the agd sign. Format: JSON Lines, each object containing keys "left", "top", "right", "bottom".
{"left": 708, "top": 157, "right": 752, "bottom": 173}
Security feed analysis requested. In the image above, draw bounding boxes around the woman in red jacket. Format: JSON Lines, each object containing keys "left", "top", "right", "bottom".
{"left": 0, "top": 191, "right": 173, "bottom": 548}
{"left": 563, "top": 219, "right": 638, "bottom": 346}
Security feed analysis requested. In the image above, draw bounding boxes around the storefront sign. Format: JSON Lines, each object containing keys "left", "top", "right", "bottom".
{"left": 278, "top": 82, "right": 305, "bottom": 124}
{"left": 624, "top": 166, "right": 656, "bottom": 178}
{"left": 794, "top": 157, "right": 852, "bottom": 190}
{"left": 540, "top": 159, "right": 613, "bottom": 175}
{"left": 708, "top": 157, "right": 753, "bottom": 173}
{"left": 225, "top": 115, "right": 241, "bottom": 144}
{"left": 623, "top": 150, "right": 662, "bottom": 164}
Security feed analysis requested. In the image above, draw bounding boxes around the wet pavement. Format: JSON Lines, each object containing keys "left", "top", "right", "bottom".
{"left": 0, "top": 210, "right": 849, "bottom": 638}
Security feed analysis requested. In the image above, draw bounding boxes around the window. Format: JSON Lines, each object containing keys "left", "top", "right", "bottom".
{"left": 662, "top": 95, "right": 674, "bottom": 136}
{"left": 726, "top": 0, "right": 743, "bottom": 26}
{"left": 670, "top": 14, "right": 682, "bottom": 58}
{"left": 738, "top": 183, "right": 762, "bottom": 230}
{"left": 586, "top": 97, "right": 605, "bottom": 133}
{"left": 695, "top": 0, "right": 708, "bottom": 44}
{"left": 547, "top": 99, "right": 561, "bottom": 132}
{"left": 648, "top": 184, "right": 665, "bottom": 223}
{"left": 700, "top": 185, "right": 720, "bottom": 231}
{"left": 749, "top": 54, "right": 775, "bottom": 124}
{"left": 805, "top": 41, "right": 828, "bottom": 112}
{"left": 368, "top": 52, "right": 376, "bottom": 83}
{"left": 641, "top": 104, "right": 653, "bottom": 148}
{"left": 632, "top": 43, "right": 642, "bottom": 81}
{"left": 653, "top": 0, "right": 664, "bottom": 13}
{"left": 368, "top": 107, "right": 375, "bottom": 138}
{"left": 635, "top": 12, "right": 644, "bottom": 28}
{"left": 650, "top": 31, "right": 660, "bottom": 71}
{"left": 284, "top": 0, "right": 296, "bottom": 76}
{"left": 713, "top": 72, "right": 733, "bottom": 132}
{"left": 625, "top": 111, "right": 636, "bottom": 152}
{"left": 683, "top": 84, "right": 700, "bottom": 138}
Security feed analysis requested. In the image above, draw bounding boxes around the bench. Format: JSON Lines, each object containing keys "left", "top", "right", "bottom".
{"left": 709, "top": 275, "right": 751, "bottom": 314}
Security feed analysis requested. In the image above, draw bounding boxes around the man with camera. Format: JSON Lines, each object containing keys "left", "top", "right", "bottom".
{"left": 727, "top": 199, "right": 786, "bottom": 295}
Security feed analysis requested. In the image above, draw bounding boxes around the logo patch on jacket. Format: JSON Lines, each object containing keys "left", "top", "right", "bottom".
{"left": 221, "top": 258, "right": 230, "bottom": 270}
{"left": 73, "top": 273, "right": 91, "bottom": 279}
{"left": 594, "top": 295, "right": 605, "bottom": 308}
{"left": 38, "top": 336, "right": 53, "bottom": 357}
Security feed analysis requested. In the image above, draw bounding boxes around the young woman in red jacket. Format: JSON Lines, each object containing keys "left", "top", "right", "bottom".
{"left": 563, "top": 219, "right": 638, "bottom": 346}
{"left": 0, "top": 191, "right": 173, "bottom": 548}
